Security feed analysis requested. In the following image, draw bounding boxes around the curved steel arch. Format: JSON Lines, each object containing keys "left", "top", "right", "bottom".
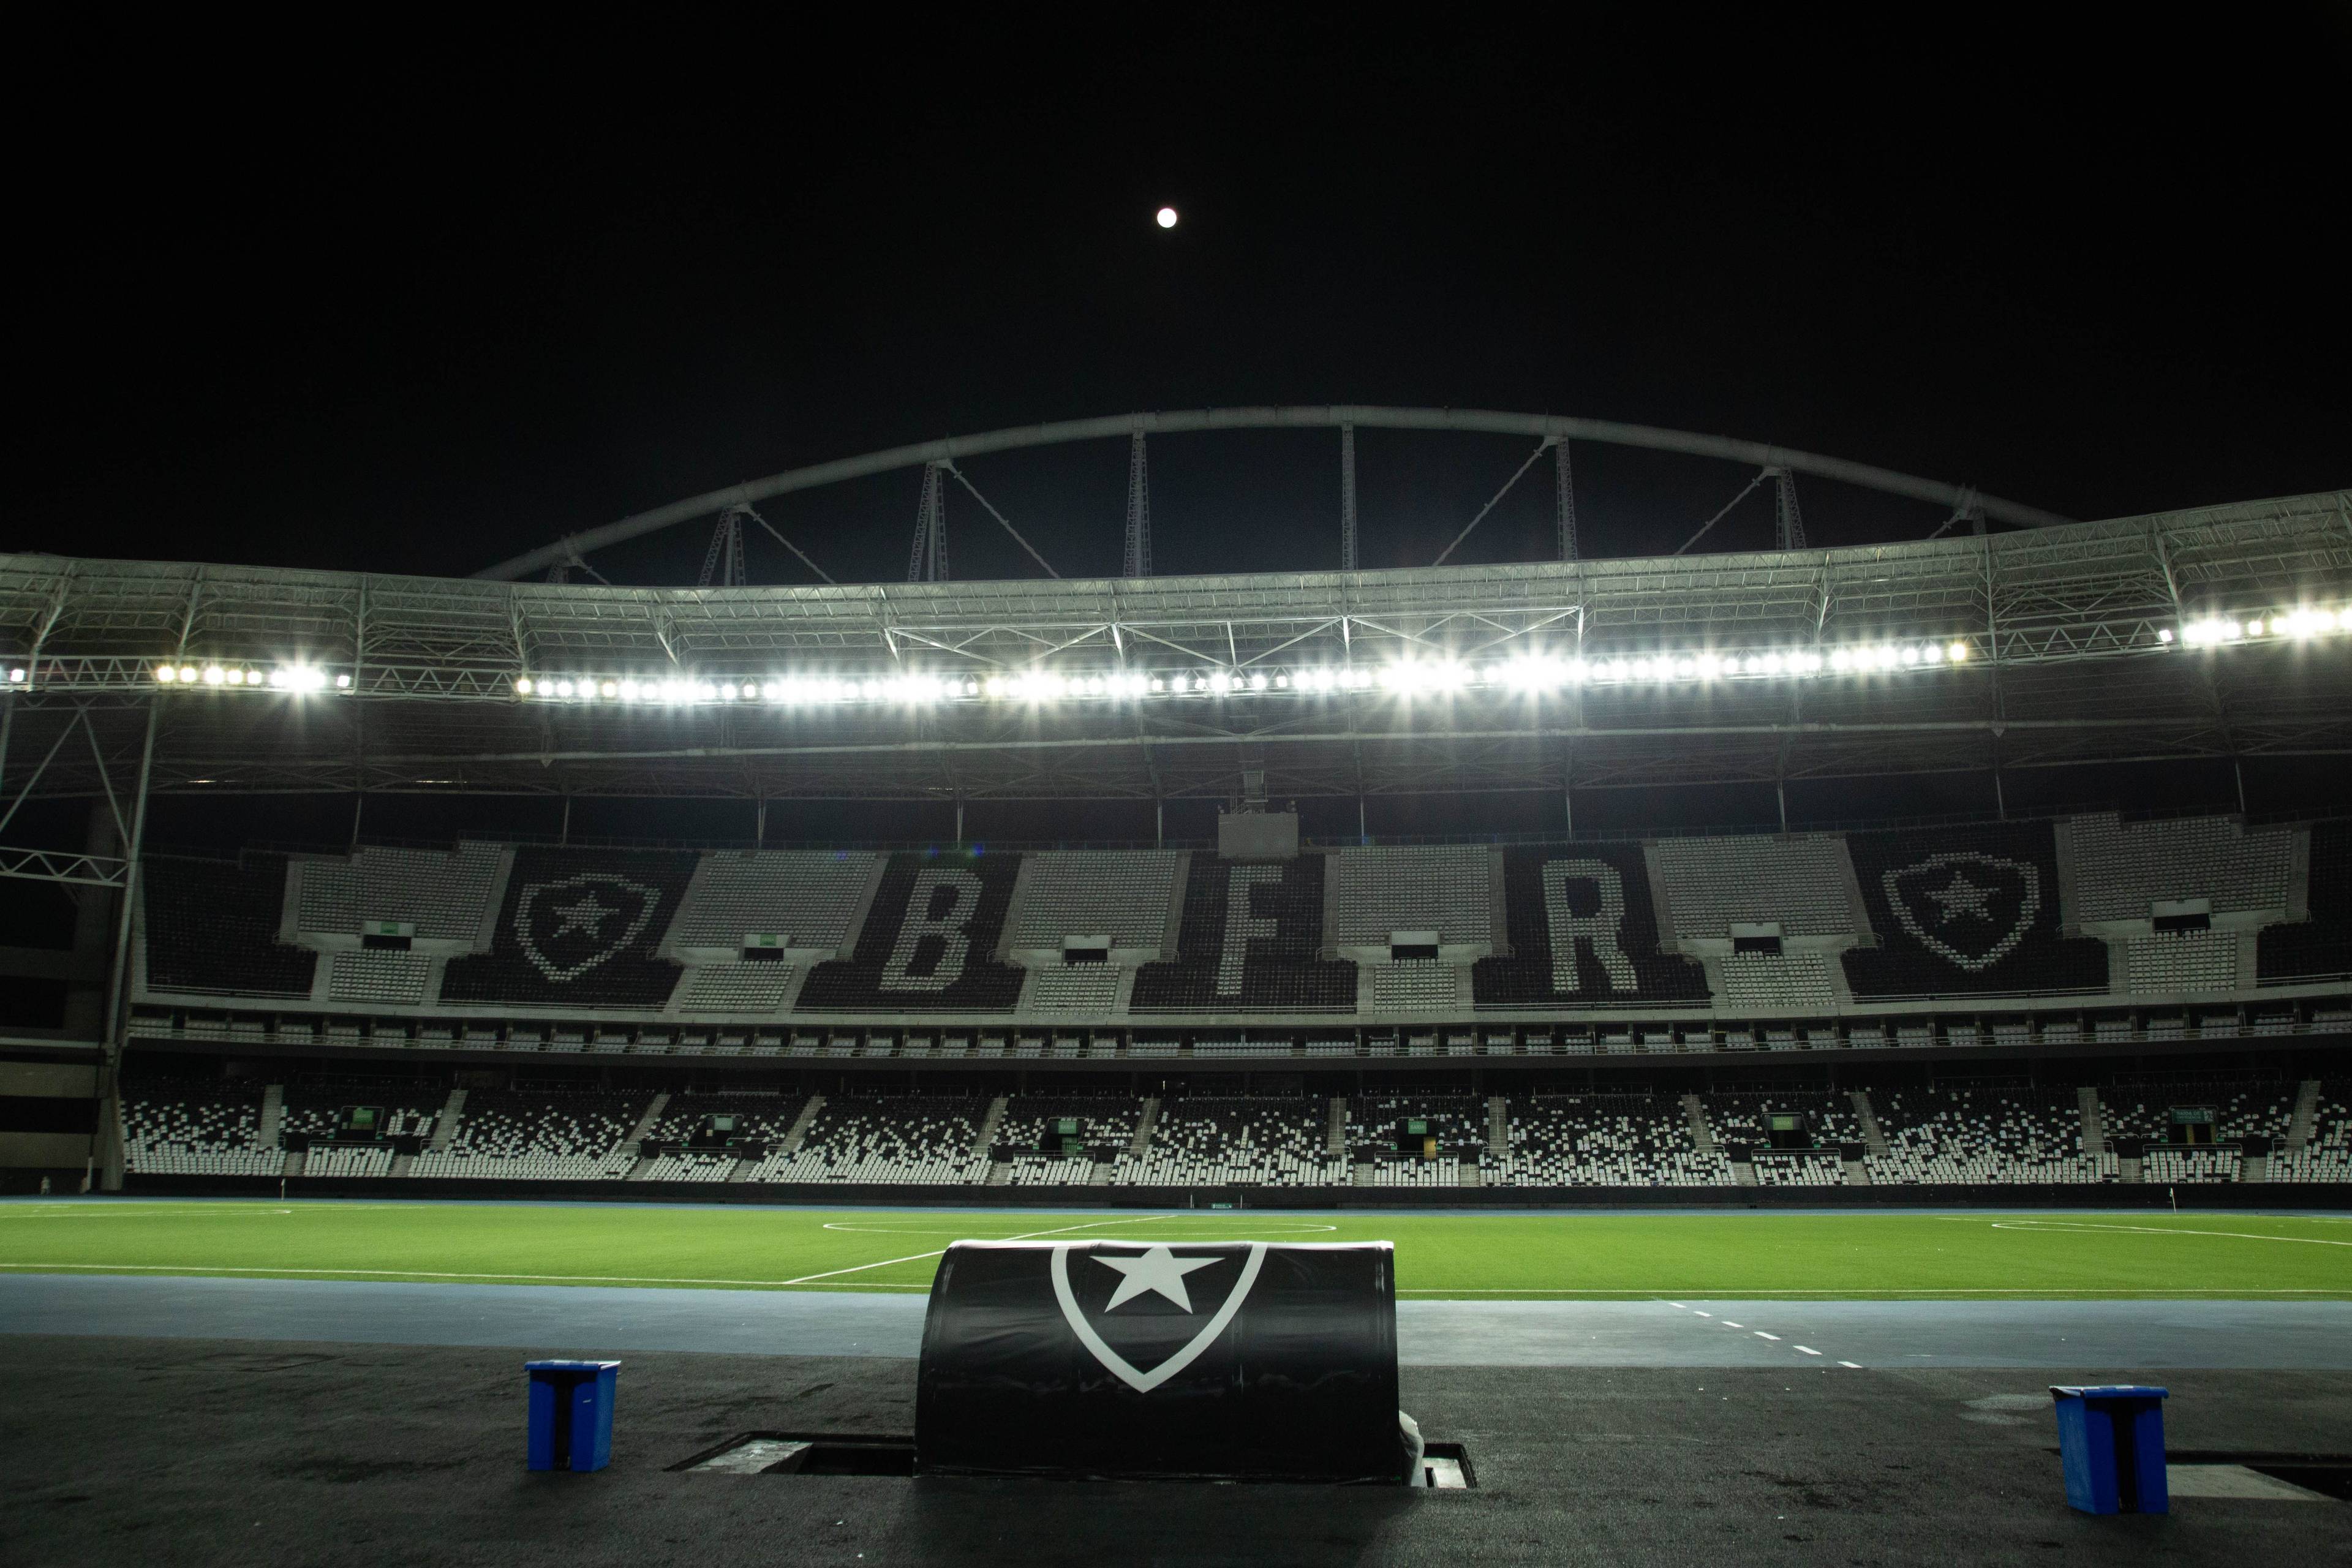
{"left": 475, "top": 405, "right": 2072, "bottom": 581}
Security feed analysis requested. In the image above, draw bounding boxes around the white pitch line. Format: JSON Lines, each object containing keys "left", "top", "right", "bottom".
{"left": 1793, "top": 1346, "right": 1822, "bottom": 1355}
{"left": 1986, "top": 1221, "right": 2352, "bottom": 1247}
{"left": 1754, "top": 1332, "right": 1780, "bottom": 1341}
{"left": 1721, "top": 1321, "right": 1744, "bottom": 1328}
{"left": 775, "top": 1212, "right": 1178, "bottom": 1286}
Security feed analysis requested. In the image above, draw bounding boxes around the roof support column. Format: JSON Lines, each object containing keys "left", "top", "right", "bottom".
{"left": 1340, "top": 424, "right": 1359, "bottom": 571}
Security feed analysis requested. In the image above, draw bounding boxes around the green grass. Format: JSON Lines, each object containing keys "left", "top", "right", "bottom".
{"left": 0, "top": 1202, "right": 2346, "bottom": 1299}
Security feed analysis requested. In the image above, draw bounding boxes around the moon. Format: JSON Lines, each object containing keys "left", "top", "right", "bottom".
{"left": 1155, "top": 206, "right": 1178, "bottom": 230}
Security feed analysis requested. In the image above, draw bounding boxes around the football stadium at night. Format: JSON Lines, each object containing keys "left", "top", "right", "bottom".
{"left": 6, "top": 13, "right": 2348, "bottom": 1564}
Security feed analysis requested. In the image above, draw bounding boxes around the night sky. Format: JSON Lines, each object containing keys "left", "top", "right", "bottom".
{"left": 19, "top": 13, "right": 2351, "bottom": 590}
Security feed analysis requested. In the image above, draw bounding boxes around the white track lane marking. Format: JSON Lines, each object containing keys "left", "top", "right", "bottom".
{"left": 1838, "top": 1360, "right": 1861, "bottom": 1368}
{"left": 1794, "top": 1346, "right": 1822, "bottom": 1355}
{"left": 1754, "top": 1332, "right": 1780, "bottom": 1340}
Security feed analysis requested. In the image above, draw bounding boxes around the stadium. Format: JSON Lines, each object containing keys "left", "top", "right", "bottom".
{"left": 5, "top": 407, "right": 2350, "bottom": 1558}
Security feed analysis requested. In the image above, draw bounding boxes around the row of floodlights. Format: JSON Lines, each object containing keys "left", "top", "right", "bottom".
{"left": 151, "top": 664, "right": 348, "bottom": 690}
{"left": 506, "top": 641, "right": 1978, "bottom": 705}
{"left": 2170, "top": 607, "right": 2352, "bottom": 646}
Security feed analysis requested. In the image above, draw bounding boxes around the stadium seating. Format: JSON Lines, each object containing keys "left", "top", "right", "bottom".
{"left": 1474, "top": 845, "right": 1708, "bottom": 1007}
{"left": 407, "top": 1089, "right": 642, "bottom": 1180}
{"left": 121, "top": 1079, "right": 284, "bottom": 1177}
{"left": 293, "top": 843, "right": 505, "bottom": 940}
{"left": 1649, "top": 832, "right": 1859, "bottom": 940}
{"left": 1701, "top": 1091, "right": 1859, "bottom": 1148}
{"left": 140, "top": 854, "right": 316, "bottom": 997}
{"left": 2124, "top": 931, "right": 2242, "bottom": 992}
{"left": 752, "top": 1095, "right": 989, "bottom": 1183}
{"left": 1716, "top": 949, "right": 1839, "bottom": 1009}
{"left": 1023, "top": 965, "right": 1125, "bottom": 1011}
{"left": 639, "top": 1091, "right": 810, "bottom": 1148}
{"left": 2065, "top": 812, "right": 2294, "bottom": 921}
{"left": 2098, "top": 1082, "right": 2296, "bottom": 1144}
{"left": 1131, "top": 855, "right": 1355, "bottom": 1012}
{"left": 1491, "top": 1095, "right": 1732, "bottom": 1186}
{"left": 794, "top": 853, "right": 1025, "bottom": 1011}
{"left": 1005, "top": 851, "right": 1182, "bottom": 949}
{"left": 2271, "top": 1081, "right": 2351, "bottom": 1182}
{"left": 1364, "top": 959, "right": 1462, "bottom": 1011}
{"left": 323, "top": 950, "right": 435, "bottom": 1006}
{"left": 1842, "top": 823, "right": 2108, "bottom": 998}
{"left": 440, "top": 848, "right": 698, "bottom": 1010}
{"left": 1865, "top": 1085, "right": 2116, "bottom": 1183}
{"left": 1117, "top": 1096, "right": 1342, "bottom": 1186}
{"left": 670, "top": 850, "right": 878, "bottom": 949}
{"left": 1326, "top": 845, "right": 1493, "bottom": 945}
{"left": 2260, "top": 820, "right": 2352, "bottom": 982}
{"left": 279, "top": 1085, "right": 442, "bottom": 1144}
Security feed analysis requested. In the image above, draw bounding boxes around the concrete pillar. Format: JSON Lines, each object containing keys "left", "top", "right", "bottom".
{"left": 60, "top": 802, "right": 119, "bottom": 1040}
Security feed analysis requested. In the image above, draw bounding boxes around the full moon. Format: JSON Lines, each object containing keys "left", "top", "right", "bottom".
{"left": 1155, "top": 206, "right": 1178, "bottom": 229}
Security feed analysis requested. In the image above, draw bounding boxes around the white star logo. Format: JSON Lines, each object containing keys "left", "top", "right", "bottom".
{"left": 1924, "top": 872, "right": 1993, "bottom": 922}
{"left": 550, "top": 893, "right": 614, "bottom": 938}
{"left": 1094, "top": 1245, "right": 1219, "bottom": 1313}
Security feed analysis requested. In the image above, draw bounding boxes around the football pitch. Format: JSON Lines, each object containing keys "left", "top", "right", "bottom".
{"left": 1, "top": 1200, "right": 2347, "bottom": 1299}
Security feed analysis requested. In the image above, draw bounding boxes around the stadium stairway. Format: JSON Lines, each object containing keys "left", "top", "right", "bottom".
{"left": 1849, "top": 1090, "right": 1890, "bottom": 1156}
{"left": 619, "top": 1093, "right": 669, "bottom": 1177}
{"left": 2078, "top": 1087, "right": 2106, "bottom": 1155}
{"left": 2286, "top": 1080, "right": 2323, "bottom": 1151}
{"left": 1487, "top": 1096, "right": 1509, "bottom": 1159}
{"left": 778, "top": 1095, "right": 824, "bottom": 1153}
{"left": 427, "top": 1088, "right": 466, "bottom": 1151}
{"left": 255, "top": 1085, "right": 284, "bottom": 1153}
{"left": 973, "top": 1096, "right": 1010, "bottom": 1158}
{"left": 1841, "top": 1152, "right": 1871, "bottom": 1186}
{"left": 1126, "top": 1098, "right": 1160, "bottom": 1156}
{"left": 1326, "top": 1098, "right": 1348, "bottom": 1157}
{"left": 282, "top": 1147, "right": 305, "bottom": 1178}
{"left": 2239, "top": 1149, "right": 2269, "bottom": 1183}
{"left": 1680, "top": 1094, "right": 1716, "bottom": 1153}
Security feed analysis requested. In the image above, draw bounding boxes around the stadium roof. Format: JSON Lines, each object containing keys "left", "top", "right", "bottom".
{"left": 2, "top": 488, "right": 2347, "bottom": 806}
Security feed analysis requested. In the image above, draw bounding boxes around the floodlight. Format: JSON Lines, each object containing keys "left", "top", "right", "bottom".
{"left": 601, "top": 680, "right": 620, "bottom": 698}
{"left": 156, "top": 665, "right": 177, "bottom": 683}
{"left": 1948, "top": 641, "right": 1969, "bottom": 662}
{"left": 203, "top": 666, "right": 225, "bottom": 685}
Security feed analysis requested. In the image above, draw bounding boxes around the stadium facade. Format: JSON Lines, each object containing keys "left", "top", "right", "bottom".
{"left": 1, "top": 461, "right": 2347, "bottom": 1200}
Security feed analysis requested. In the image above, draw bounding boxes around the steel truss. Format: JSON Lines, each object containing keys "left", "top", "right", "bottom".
{"left": 0, "top": 489, "right": 2345, "bottom": 804}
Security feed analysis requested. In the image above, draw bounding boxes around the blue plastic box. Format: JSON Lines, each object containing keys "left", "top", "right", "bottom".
{"left": 526, "top": 1359, "right": 620, "bottom": 1473}
{"left": 2048, "top": 1384, "right": 2167, "bottom": 1515}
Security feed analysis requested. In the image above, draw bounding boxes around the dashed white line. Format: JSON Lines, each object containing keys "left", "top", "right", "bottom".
{"left": 1793, "top": 1346, "right": 1822, "bottom": 1356}
{"left": 1721, "top": 1321, "right": 1743, "bottom": 1327}
{"left": 1754, "top": 1331, "right": 1780, "bottom": 1341}
{"left": 1692, "top": 1311, "right": 1712, "bottom": 1317}
{"left": 1838, "top": 1361, "right": 1862, "bottom": 1369}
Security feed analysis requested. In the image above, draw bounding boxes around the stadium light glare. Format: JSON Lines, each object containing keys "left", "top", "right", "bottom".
{"left": 155, "top": 665, "right": 176, "bottom": 683}
{"left": 202, "top": 666, "right": 225, "bottom": 685}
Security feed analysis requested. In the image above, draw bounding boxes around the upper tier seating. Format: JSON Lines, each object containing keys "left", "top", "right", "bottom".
{"left": 141, "top": 854, "right": 316, "bottom": 997}
{"left": 1131, "top": 856, "right": 1354, "bottom": 1012}
{"left": 121, "top": 1079, "right": 283, "bottom": 1177}
{"left": 1327, "top": 846, "right": 1493, "bottom": 945}
{"left": 1491, "top": 1095, "right": 1732, "bottom": 1186}
{"left": 751, "top": 1094, "right": 989, "bottom": 1183}
{"left": 1024, "top": 966, "right": 1125, "bottom": 1011}
{"left": 440, "top": 848, "right": 697, "bottom": 1010}
{"left": 2125, "top": 931, "right": 2241, "bottom": 992}
{"left": 1842, "top": 823, "right": 2107, "bottom": 998}
{"left": 2065, "top": 812, "right": 2295, "bottom": 920}
{"left": 407, "top": 1089, "right": 642, "bottom": 1180}
{"left": 293, "top": 843, "right": 505, "bottom": 939}
{"left": 1865, "top": 1085, "right": 2115, "bottom": 1183}
{"left": 794, "top": 853, "right": 1025, "bottom": 1011}
{"left": 323, "top": 951, "right": 434, "bottom": 1006}
{"left": 1473, "top": 844, "right": 1708, "bottom": 1007}
{"left": 1716, "top": 951, "right": 1839, "bottom": 1010}
{"left": 1649, "top": 833, "right": 1859, "bottom": 940}
{"left": 1117, "top": 1096, "right": 1342, "bottom": 1186}
{"left": 1005, "top": 851, "right": 1182, "bottom": 949}
{"left": 1365, "top": 959, "right": 1463, "bottom": 1011}
{"left": 2260, "top": 820, "right": 2352, "bottom": 982}
{"left": 669, "top": 851, "right": 878, "bottom": 949}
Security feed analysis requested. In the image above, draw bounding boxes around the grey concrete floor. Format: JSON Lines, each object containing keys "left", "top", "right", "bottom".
{"left": 6, "top": 1272, "right": 2352, "bottom": 1368}
{"left": 1, "top": 1337, "right": 2345, "bottom": 1568}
